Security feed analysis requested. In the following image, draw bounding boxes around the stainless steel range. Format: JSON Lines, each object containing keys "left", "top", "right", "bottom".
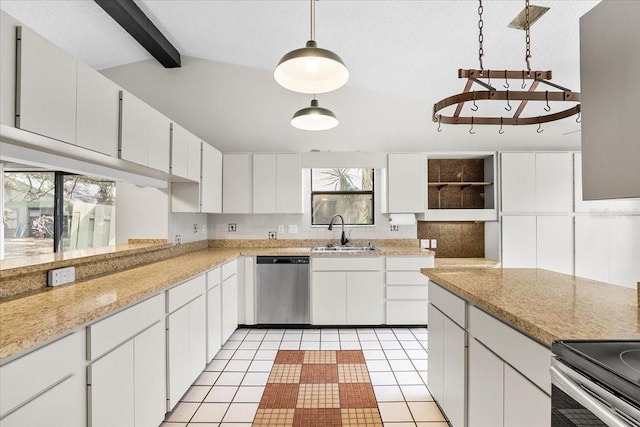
{"left": 551, "top": 340, "right": 640, "bottom": 427}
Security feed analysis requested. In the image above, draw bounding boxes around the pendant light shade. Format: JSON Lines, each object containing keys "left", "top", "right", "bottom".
{"left": 274, "top": 0, "right": 349, "bottom": 94}
{"left": 291, "top": 99, "right": 339, "bottom": 131}
{"left": 275, "top": 41, "right": 349, "bottom": 94}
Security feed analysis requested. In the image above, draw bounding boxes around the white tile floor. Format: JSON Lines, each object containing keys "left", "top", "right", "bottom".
{"left": 161, "top": 327, "right": 450, "bottom": 427}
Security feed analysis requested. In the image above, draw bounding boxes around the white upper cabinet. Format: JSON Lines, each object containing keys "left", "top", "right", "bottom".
{"left": 76, "top": 62, "right": 120, "bottom": 157}
{"left": 501, "top": 152, "right": 573, "bottom": 213}
{"left": 120, "top": 90, "right": 170, "bottom": 173}
{"left": 201, "top": 142, "right": 223, "bottom": 213}
{"left": 171, "top": 122, "right": 201, "bottom": 181}
{"left": 253, "top": 153, "right": 303, "bottom": 214}
{"left": 1, "top": 11, "right": 17, "bottom": 126}
{"left": 387, "top": 153, "right": 426, "bottom": 213}
{"left": 223, "top": 154, "right": 253, "bottom": 214}
{"left": 16, "top": 26, "right": 77, "bottom": 144}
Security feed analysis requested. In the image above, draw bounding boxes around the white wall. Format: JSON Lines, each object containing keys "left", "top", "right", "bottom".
{"left": 101, "top": 56, "right": 582, "bottom": 155}
{"left": 208, "top": 168, "right": 416, "bottom": 241}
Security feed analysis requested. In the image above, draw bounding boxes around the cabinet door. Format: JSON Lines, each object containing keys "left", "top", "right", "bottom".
{"left": 427, "top": 304, "right": 444, "bottom": 403}
{"left": 76, "top": 62, "right": 119, "bottom": 157}
{"left": 147, "top": 109, "right": 171, "bottom": 173}
{"left": 536, "top": 216, "right": 574, "bottom": 275}
{"left": 134, "top": 322, "right": 166, "bottom": 427}
{"left": 189, "top": 295, "right": 207, "bottom": 380}
{"left": 347, "top": 271, "right": 383, "bottom": 325}
{"left": 1, "top": 374, "right": 85, "bottom": 427}
{"left": 388, "top": 153, "right": 426, "bottom": 213}
{"left": 253, "top": 154, "right": 277, "bottom": 213}
{"left": 443, "top": 316, "right": 467, "bottom": 427}
{"left": 608, "top": 216, "right": 640, "bottom": 288}
{"left": 120, "top": 91, "right": 149, "bottom": 167}
{"left": 312, "top": 272, "right": 347, "bottom": 325}
{"left": 186, "top": 134, "right": 201, "bottom": 182}
{"left": 535, "top": 153, "right": 573, "bottom": 213}
{"left": 167, "top": 304, "right": 191, "bottom": 409}
{"left": 221, "top": 274, "right": 238, "bottom": 343}
{"left": 207, "top": 285, "right": 222, "bottom": 361}
{"left": 16, "top": 26, "right": 77, "bottom": 144}
{"left": 574, "top": 216, "right": 610, "bottom": 283}
{"left": 201, "top": 143, "right": 222, "bottom": 213}
{"left": 171, "top": 123, "right": 189, "bottom": 178}
{"left": 223, "top": 154, "right": 253, "bottom": 213}
{"left": 504, "top": 365, "right": 550, "bottom": 427}
{"left": 89, "top": 340, "right": 135, "bottom": 427}
{"left": 501, "top": 153, "right": 535, "bottom": 213}
{"left": 501, "top": 215, "right": 536, "bottom": 268}
{"left": 468, "top": 338, "right": 503, "bottom": 427}
{"left": 277, "top": 154, "right": 303, "bottom": 213}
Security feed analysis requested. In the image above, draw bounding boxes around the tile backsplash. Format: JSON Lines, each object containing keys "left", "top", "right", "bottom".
{"left": 417, "top": 221, "right": 484, "bottom": 257}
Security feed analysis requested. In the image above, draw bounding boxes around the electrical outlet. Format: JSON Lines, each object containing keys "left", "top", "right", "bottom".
{"left": 420, "top": 239, "right": 430, "bottom": 249}
{"left": 47, "top": 266, "right": 76, "bottom": 287}
{"left": 288, "top": 224, "right": 298, "bottom": 234}
{"left": 268, "top": 231, "right": 277, "bottom": 239}
{"left": 228, "top": 223, "right": 237, "bottom": 232}
{"left": 431, "top": 239, "right": 438, "bottom": 248}
{"left": 193, "top": 223, "right": 198, "bottom": 233}
{"left": 278, "top": 224, "right": 285, "bottom": 234}
{"left": 390, "top": 224, "right": 399, "bottom": 231}
{"left": 175, "top": 234, "right": 181, "bottom": 244}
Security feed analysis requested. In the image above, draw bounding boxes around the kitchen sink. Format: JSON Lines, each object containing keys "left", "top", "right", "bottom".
{"left": 311, "top": 245, "right": 381, "bottom": 253}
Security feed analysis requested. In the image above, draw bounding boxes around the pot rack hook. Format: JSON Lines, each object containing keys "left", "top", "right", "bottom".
{"left": 498, "top": 117, "right": 504, "bottom": 134}
{"left": 470, "top": 91, "right": 479, "bottom": 111}
{"left": 537, "top": 117, "right": 544, "bottom": 133}
{"left": 505, "top": 90, "right": 512, "bottom": 111}
{"left": 437, "top": 115, "right": 442, "bottom": 132}
{"left": 469, "top": 117, "right": 476, "bottom": 134}
{"left": 544, "top": 90, "right": 551, "bottom": 112}
{"left": 576, "top": 111, "right": 582, "bottom": 123}
{"left": 503, "top": 69, "right": 510, "bottom": 89}
{"left": 521, "top": 70, "right": 527, "bottom": 89}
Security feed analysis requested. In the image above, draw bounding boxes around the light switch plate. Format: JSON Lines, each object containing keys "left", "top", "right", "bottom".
{"left": 288, "top": 224, "right": 298, "bottom": 234}
{"left": 420, "top": 239, "right": 430, "bottom": 249}
{"left": 47, "top": 266, "right": 76, "bottom": 287}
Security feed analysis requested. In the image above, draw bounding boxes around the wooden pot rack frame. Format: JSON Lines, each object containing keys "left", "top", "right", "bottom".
{"left": 433, "top": 69, "right": 581, "bottom": 127}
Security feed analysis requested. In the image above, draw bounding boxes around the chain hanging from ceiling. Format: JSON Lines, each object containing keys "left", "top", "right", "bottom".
{"left": 432, "top": 0, "right": 581, "bottom": 134}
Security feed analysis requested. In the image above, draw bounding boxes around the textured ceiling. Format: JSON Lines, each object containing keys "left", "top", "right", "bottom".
{"left": 0, "top": 0, "right": 600, "bottom": 152}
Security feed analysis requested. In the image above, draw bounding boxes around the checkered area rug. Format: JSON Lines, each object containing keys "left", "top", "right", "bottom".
{"left": 252, "top": 350, "right": 383, "bottom": 426}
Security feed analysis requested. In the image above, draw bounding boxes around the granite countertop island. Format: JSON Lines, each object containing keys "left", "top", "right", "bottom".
{"left": 423, "top": 267, "right": 640, "bottom": 347}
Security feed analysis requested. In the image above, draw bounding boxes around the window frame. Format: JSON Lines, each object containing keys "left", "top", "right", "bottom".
{"left": 310, "top": 168, "right": 375, "bottom": 226}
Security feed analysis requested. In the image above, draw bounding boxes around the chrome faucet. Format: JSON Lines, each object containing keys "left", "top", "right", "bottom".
{"left": 328, "top": 214, "right": 349, "bottom": 246}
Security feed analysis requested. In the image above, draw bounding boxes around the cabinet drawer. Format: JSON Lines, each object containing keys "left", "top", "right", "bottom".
{"left": 207, "top": 267, "right": 220, "bottom": 290}
{"left": 221, "top": 260, "right": 237, "bottom": 280}
{"left": 386, "top": 256, "right": 434, "bottom": 271}
{"left": 88, "top": 293, "right": 164, "bottom": 360}
{"left": 386, "top": 271, "right": 429, "bottom": 285}
{"left": 312, "top": 257, "right": 384, "bottom": 271}
{"left": 468, "top": 306, "right": 551, "bottom": 394}
{"left": 428, "top": 282, "right": 466, "bottom": 328}
{"left": 386, "top": 285, "right": 428, "bottom": 300}
{"left": 386, "top": 301, "right": 428, "bottom": 325}
{"left": 167, "top": 274, "right": 206, "bottom": 313}
{"left": 0, "top": 332, "right": 84, "bottom": 417}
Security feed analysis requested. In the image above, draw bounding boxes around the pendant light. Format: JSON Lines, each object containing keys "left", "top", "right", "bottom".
{"left": 274, "top": 0, "right": 349, "bottom": 94}
{"left": 291, "top": 98, "right": 339, "bottom": 131}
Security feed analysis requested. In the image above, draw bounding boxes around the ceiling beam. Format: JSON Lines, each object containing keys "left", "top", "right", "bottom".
{"left": 94, "top": 0, "right": 181, "bottom": 68}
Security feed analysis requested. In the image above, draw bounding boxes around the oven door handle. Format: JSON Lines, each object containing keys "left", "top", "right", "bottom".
{"left": 550, "top": 365, "right": 636, "bottom": 427}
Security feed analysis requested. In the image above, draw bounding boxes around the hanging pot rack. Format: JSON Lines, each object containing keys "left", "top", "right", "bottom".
{"left": 433, "top": 0, "right": 581, "bottom": 132}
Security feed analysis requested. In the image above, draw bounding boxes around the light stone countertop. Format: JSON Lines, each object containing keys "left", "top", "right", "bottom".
{"left": 423, "top": 268, "right": 640, "bottom": 347}
{"left": 0, "top": 245, "right": 434, "bottom": 361}
{"left": 434, "top": 258, "right": 500, "bottom": 268}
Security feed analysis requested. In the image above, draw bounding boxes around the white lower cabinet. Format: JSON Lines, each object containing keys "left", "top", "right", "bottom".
{"left": 503, "top": 365, "right": 549, "bottom": 427}
{"left": 167, "top": 292, "right": 206, "bottom": 410}
{"left": 221, "top": 260, "right": 238, "bottom": 344}
{"left": 427, "top": 303, "right": 467, "bottom": 427}
{"left": 206, "top": 267, "right": 222, "bottom": 362}
{"left": 311, "top": 257, "right": 384, "bottom": 326}
{"left": 385, "top": 256, "right": 433, "bottom": 324}
{"left": 0, "top": 332, "right": 85, "bottom": 427}
{"left": 87, "top": 294, "right": 166, "bottom": 427}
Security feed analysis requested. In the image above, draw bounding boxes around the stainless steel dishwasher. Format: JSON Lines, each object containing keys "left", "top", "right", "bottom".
{"left": 256, "top": 256, "right": 310, "bottom": 325}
